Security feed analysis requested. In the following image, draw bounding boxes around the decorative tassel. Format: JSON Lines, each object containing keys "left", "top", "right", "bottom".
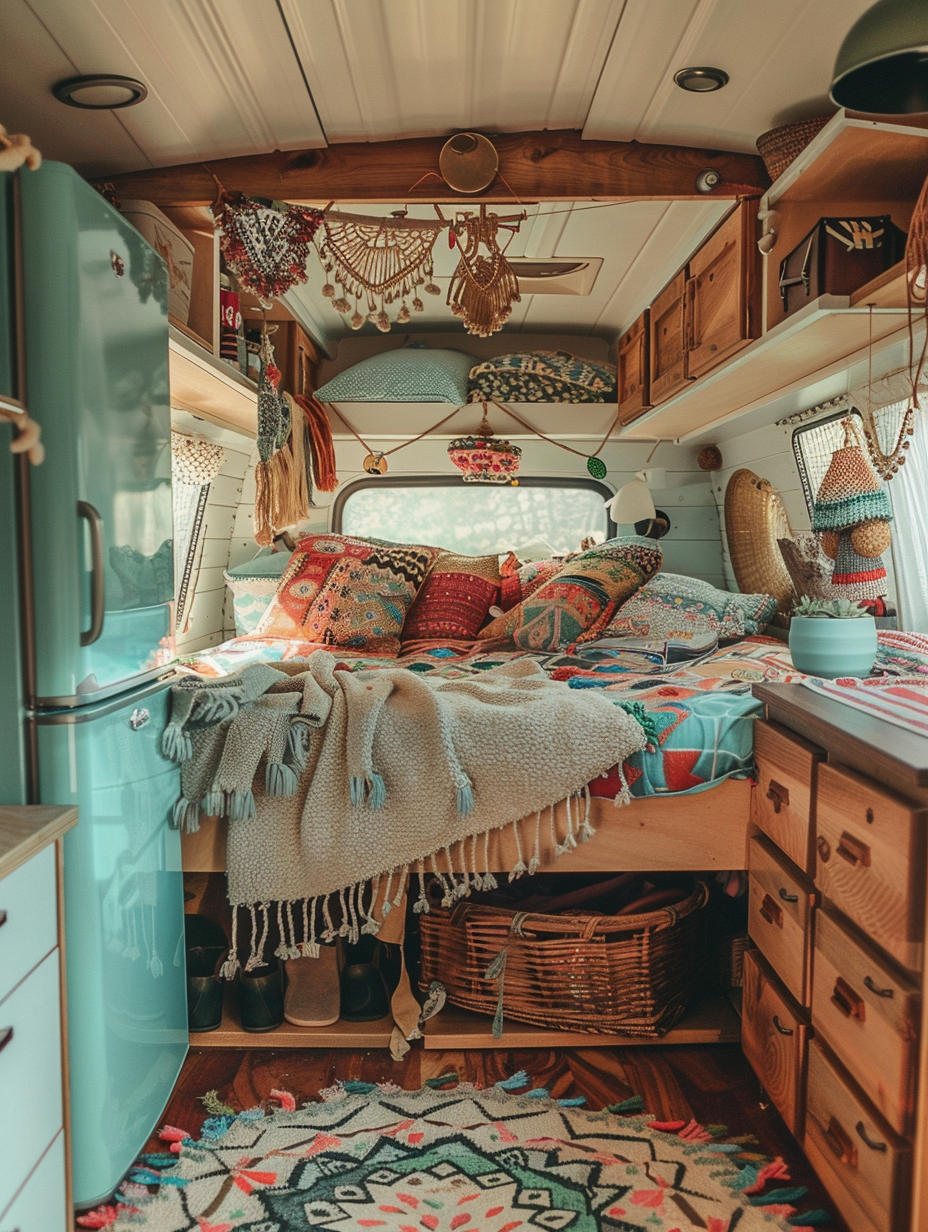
{"left": 193, "top": 687, "right": 243, "bottom": 724}
{"left": 787, "top": 1212, "right": 831, "bottom": 1227}
{"left": 286, "top": 901, "right": 301, "bottom": 959}
{"left": 220, "top": 905, "right": 240, "bottom": 979}
{"left": 226, "top": 788, "right": 256, "bottom": 822}
{"left": 613, "top": 762, "right": 632, "bottom": 807}
{"left": 748, "top": 1188, "right": 808, "bottom": 1207}
{"left": 392, "top": 865, "right": 408, "bottom": 907}
{"left": 579, "top": 785, "right": 595, "bottom": 841}
{"left": 382, "top": 868, "right": 394, "bottom": 915}
{"left": 525, "top": 1087, "right": 549, "bottom": 1099}
{"left": 607, "top": 1095, "right": 644, "bottom": 1114}
{"left": 349, "top": 774, "right": 366, "bottom": 807}
{"left": 201, "top": 788, "right": 223, "bottom": 817}
{"left": 368, "top": 771, "right": 386, "bottom": 810}
{"left": 343, "top": 1080, "right": 378, "bottom": 1094}
{"left": 485, "top": 945, "right": 508, "bottom": 1040}
{"left": 274, "top": 901, "right": 288, "bottom": 960}
{"left": 286, "top": 719, "right": 311, "bottom": 772}
{"left": 171, "top": 797, "right": 200, "bottom": 833}
{"left": 337, "top": 886, "right": 350, "bottom": 937}
{"left": 321, "top": 893, "right": 336, "bottom": 941}
{"left": 266, "top": 760, "right": 298, "bottom": 798}
{"left": 558, "top": 1096, "right": 586, "bottom": 1106}
{"left": 508, "top": 817, "right": 527, "bottom": 881}
{"left": 161, "top": 722, "right": 193, "bottom": 764}
{"left": 529, "top": 810, "right": 542, "bottom": 875}
{"left": 413, "top": 868, "right": 430, "bottom": 914}
{"left": 200, "top": 1090, "right": 236, "bottom": 1117}
{"left": 496, "top": 1070, "right": 530, "bottom": 1090}
{"left": 456, "top": 775, "right": 474, "bottom": 817}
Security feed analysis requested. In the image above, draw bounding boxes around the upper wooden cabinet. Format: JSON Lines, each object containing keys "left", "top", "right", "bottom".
{"left": 616, "top": 309, "right": 650, "bottom": 426}
{"left": 685, "top": 201, "right": 760, "bottom": 381}
{"left": 649, "top": 271, "right": 691, "bottom": 405}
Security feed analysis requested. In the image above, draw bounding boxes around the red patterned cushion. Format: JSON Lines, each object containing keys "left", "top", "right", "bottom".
{"left": 255, "top": 534, "right": 437, "bottom": 654}
{"left": 403, "top": 552, "right": 501, "bottom": 641}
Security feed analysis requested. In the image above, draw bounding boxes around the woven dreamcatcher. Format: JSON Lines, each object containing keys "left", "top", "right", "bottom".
{"left": 446, "top": 205, "right": 524, "bottom": 337}
{"left": 211, "top": 191, "right": 324, "bottom": 308}
{"left": 316, "top": 210, "right": 443, "bottom": 332}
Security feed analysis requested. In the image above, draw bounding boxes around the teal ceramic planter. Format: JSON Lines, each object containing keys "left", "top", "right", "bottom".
{"left": 788, "top": 615, "right": 877, "bottom": 679}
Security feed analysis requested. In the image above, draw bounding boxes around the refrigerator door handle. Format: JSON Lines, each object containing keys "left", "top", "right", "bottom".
{"left": 77, "top": 500, "right": 105, "bottom": 647}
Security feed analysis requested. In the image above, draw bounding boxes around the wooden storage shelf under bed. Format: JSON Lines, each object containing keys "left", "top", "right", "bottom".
{"left": 182, "top": 778, "right": 752, "bottom": 1049}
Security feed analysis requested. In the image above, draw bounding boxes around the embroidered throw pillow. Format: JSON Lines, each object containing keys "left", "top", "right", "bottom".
{"left": 498, "top": 555, "right": 564, "bottom": 613}
{"left": 485, "top": 537, "right": 662, "bottom": 651}
{"left": 255, "top": 534, "right": 437, "bottom": 654}
{"left": 402, "top": 551, "right": 502, "bottom": 641}
{"left": 601, "top": 572, "right": 777, "bottom": 641}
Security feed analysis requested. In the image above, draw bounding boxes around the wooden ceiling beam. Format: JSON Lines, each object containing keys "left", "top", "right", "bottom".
{"left": 98, "top": 130, "right": 768, "bottom": 207}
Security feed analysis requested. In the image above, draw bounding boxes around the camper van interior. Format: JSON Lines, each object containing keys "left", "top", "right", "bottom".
{"left": 5, "top": 2, "right": 928, "bottom": 1229}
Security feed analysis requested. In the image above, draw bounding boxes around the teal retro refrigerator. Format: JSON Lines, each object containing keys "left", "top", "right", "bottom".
{"left": 5, "top": 163, "right": 188, "bottom": 1207}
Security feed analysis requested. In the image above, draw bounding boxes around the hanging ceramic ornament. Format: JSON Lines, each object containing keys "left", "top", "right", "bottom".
{"left": 363, "top": 452, "right": 388, "bottom": 475}
{"left": 586, "top": 456, "right": 607, "bottom": 480}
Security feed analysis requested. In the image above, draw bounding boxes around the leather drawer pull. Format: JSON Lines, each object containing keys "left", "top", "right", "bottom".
{"left": 778, "top": 886, "right": 799, "bottom": 903}
{"left": 837, "top": 831, "right": 871, "bottom": 867}
{"left": 832, "top": 976, "right": 866, "bottom": 1021}
{"left": 825, "top": 1115, "right": 859, "bottom": 1168}
{"left": 863, "top": 975, "right": 894, "bottom": 999}
{"left": 772, "top": 1014, "right": 794, "bottom": 1036}
{"left": 0, "top": 1026, "right": 13, "bottom": 1055}
{"left": 760, "top": 894, "right": 783, "bottom": 928}
{"left": 766, "top": 780, "right": 790, "bottom": 814}
{"left": 856, "top": 1121, "right": 888, "bottom": 1153}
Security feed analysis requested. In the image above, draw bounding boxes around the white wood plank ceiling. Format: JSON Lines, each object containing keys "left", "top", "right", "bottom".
{"left": 0, "top": 0, "right": 876, "bottom": 344}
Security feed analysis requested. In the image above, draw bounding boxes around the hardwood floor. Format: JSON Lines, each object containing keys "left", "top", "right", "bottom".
{"left": 145, "top": 1042, "right": 846, "bottom": 1229}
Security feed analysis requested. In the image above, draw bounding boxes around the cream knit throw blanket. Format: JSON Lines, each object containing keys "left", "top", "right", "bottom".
{"left": 165, "top": 651, "right": 647, "bottom": 974}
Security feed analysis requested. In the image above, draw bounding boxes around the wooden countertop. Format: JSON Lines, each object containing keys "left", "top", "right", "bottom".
{"left": 754, "top": 683, "right": 928, "bottom": 804}
{"left": 0, "top": 805, "right": 78, "bottom": 880}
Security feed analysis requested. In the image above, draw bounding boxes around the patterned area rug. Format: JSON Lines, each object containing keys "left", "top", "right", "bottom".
{"left": 79, "top": 1078, "right": 829, "bottom": 1231}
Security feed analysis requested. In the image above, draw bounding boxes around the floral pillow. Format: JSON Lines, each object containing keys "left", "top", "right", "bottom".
{"left": 255, "top": 534, "right": 438, "bottom": 654}
{"left": 601, "top": 572, "right": 777, "bottom": 641}
{"left": 468, "top": 351, "right": 617, "bottom": 404}
{"left": 482, "top": 537, "right": 662, "bottom": 651}
{"left": 403, "top": 552, "right": 501, "bottom": 641}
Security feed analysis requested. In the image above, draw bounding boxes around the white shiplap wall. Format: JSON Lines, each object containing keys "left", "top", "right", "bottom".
{"left": 226, "top": 434, "right": 725, "bottom": 639}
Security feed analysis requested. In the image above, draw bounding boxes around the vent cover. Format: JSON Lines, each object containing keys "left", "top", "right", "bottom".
{"left": 508, "top": 257, "right": 603, "bottom": 296}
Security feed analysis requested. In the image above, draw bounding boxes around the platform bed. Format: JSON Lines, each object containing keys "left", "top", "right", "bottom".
{"left": 182, "top": 777, "right": 752, "bottom": 1049}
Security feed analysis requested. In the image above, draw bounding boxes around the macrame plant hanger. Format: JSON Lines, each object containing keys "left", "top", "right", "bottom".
{"left": 441, "top": 204, "right": 526, "bottom": 337}
{"left": 316, "top": 209, "right": 443, "bottom": 331}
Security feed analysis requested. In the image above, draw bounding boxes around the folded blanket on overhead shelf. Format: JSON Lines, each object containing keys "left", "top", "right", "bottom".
{"left": 163, "top": 650, "right": 647, "bottom": 974}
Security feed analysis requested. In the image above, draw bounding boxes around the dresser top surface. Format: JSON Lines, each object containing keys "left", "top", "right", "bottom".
{"left": 0, "top": 806, "right": 78, "bottom": 880}
{"left": 754, "top": 683, "right": 928, "bottom": 802}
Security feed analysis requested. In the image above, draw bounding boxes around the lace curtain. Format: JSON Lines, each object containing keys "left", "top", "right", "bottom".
{"left": 879, "top": 403, "right": 928, "bottom": 632}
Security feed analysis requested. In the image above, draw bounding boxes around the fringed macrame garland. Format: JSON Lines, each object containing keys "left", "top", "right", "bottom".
{"left": 446, "top": 204, "right": 523, "bottom": 338}
{"left": 316, "top": 210, "right": 443, "bottom": 332}
{"left": 212, "top": 191, "right": 324, "bottom": 308}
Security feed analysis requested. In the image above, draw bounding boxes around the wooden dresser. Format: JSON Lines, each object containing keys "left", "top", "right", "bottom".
{"left": 747, "top": 684, "right": 928, "bottom": 1232}
{"left": 0, "top": 806, "right": 77, "bottom": 1232}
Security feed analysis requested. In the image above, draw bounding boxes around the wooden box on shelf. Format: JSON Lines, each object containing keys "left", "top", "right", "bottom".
{"left": 616, "top": 309, "right": 651, "bottom": 425}
{"left": 649, "top": 270, "right": 690, "bottom": 404}
{"left": 685, "top": 201, "right": 761, "bottom": 380}
{"left": 160, "top": 207, "right": 221, "bottom": 354}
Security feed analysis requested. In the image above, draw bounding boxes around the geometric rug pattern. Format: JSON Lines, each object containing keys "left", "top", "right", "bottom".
{"left": 78, "top": 1081, "right": 827, "bottom": 1231}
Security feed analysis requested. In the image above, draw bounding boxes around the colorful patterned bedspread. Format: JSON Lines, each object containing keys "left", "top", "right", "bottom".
{"left": 177, "top": 630, "right": 928, "bottom": 799}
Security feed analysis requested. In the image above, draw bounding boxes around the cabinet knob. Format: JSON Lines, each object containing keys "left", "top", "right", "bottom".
{"left": 824, "top": 1114, "right": 858, "bottom": 1168}
{"left": 817, "top": 835, "right": 831, "bottom": 862}
{"left": 856, "top": 1120, "right": 887, "bottom": 1153}
{"left": 831, "top": 976, "right": 866, "bottom": 1022}
{"left": 766, "top": 781, "right": 790, "bottom": 814}
{"left": 863, "top": 975, "right": 894, "bottom": 999}
{"left": 759, "top": 893, "right": 783, "bottom": 929}
{"left": 772, "top": 1014, "right": 794, "bottom": 1036}
{"left": 836, "top": 831, "right": 871, "bottom": 867}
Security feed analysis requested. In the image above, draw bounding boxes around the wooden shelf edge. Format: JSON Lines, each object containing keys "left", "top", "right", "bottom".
{"left": 422, "top": 994, "right": 741, "bottom": 1050}
{"left": 169, "top": 326, "right": 258, "bottom": 438}
{"left": 169, "top": 325, "right": 258, "bottom": 395}
{"left": 0, "top": 805, "right": 79, "bottom": 880}
{"left": 850, "top": 259, "right": 910, "bottom": 309}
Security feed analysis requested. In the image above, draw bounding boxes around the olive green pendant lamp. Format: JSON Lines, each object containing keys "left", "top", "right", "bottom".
{"left": 831, "top": 0, "right": 928, "bottom": 113}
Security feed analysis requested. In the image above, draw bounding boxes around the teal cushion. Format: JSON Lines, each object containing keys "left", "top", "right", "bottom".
{"left": 603, "top": 572, "right": 777, "bottom": 641}
{"left": 315, "top": 348, "right": 480, "bottom": 403}
{"left": 225, "top": 551, "right": 291, "bottom": 635}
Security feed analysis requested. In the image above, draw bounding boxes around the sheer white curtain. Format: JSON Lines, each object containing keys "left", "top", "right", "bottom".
{"left": 883, "top": 405, "right": 928, "bottom": 632}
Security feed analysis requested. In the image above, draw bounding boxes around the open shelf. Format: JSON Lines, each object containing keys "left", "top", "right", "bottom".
{"left": 422, "top": 994, "right": 741, "bottom": 1049}
{"left": 168, "top": 324, "right": 258, "bottom": 437}
{"left": 190, "top": 981, "right": 394, "bottom": 1049}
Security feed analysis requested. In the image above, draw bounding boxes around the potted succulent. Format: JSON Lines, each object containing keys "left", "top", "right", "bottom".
{"left": 788, "top": 595, "right": 878, "bottom": 679}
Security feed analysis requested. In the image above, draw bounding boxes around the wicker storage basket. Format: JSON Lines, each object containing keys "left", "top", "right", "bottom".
{"left": 419, "top": 879, "right": 710, "bottom": 1038}
{"left": 755, "top": 115, "right": 834, "bottom": 182}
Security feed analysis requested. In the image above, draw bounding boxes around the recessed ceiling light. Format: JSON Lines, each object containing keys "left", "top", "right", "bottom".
{"left": 52, "top": 74, "right": 148, "bottom": 110}
{"left": 673, "top": 66, "right": 729, "bottom": 93}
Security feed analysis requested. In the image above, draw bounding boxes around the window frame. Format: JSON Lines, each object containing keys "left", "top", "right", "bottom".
{"left": 331, "top": 473, "right": 618, "bottom": 546}
{"left": 791, "top": 407, "right": 863, "bottom": 517}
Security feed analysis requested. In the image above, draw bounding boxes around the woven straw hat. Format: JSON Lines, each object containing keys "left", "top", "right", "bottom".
{"left": 812, "top": 420, "right": 892, "bottom": 532}
{"left": 724, "top": 469, "right": 795, "bottom": 615}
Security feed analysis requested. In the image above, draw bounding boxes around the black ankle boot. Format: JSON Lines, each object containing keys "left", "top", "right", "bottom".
{"left": 239, "top": 956, "right": 284, "bottom": 1032}
{"left": 185, "top": 914, "right": 227, "bottom": 1032}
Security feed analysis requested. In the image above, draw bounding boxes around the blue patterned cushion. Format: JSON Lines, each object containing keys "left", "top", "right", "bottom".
{"left": 468, "top": 351, "right": 617, "bottom": 403}
{"left": 603, "top": 572, "right": 776, "bottom": 641}
{"left": 225, "top": 551, "right": 291, "bottom": 635}
{"left": 315, "top": 348, "right": 480, "bottom": 403}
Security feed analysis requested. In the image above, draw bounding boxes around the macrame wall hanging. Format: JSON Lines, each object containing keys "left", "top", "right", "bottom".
{"left": 316, "top": 210, "right": 443, "bottom": 331}
{"left": 858, "top": 305, "right": 916, "bottom": 480}
{"left": 170, "top": 434, "right": 226, "bottom": 486}
{"left": 253, "top": 330, "right": 313, "bottom": 546}
{"left": 444, "top": 204, "right": 525, "bottom": 337}
{"left": 211, "top": 191, "right": 324, "bottom": 308}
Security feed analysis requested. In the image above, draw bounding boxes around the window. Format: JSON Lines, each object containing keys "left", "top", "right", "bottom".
{"left": 792, "top": 409, "right": 863, "bottom": 515}
{"left": 333, "top": 476, "right": 613, "bottom": 556}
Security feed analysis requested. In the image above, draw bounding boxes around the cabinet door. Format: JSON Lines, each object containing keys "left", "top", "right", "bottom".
{"left": 685, "top": 202, "right": 760, "bottom": 381}
{"left": 616, "top": 310, "right": 650, "bottom": 425}
{"left": 649, "top": 271, "right": 690, "bottom": 404}
{"left": 742, "top": 948, "right": 808, "bottom": 1136}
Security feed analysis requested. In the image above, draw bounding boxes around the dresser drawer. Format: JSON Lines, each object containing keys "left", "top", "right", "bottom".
{"left": 741, "top": 947, "right": 808, "bottom": 1136}
{"left": 0, "top": 844, "right": 57, "bottom": 1005}
{"left": 812, "top": 909, "right": 919, "bottom": 1137}
{"left": 816, "top": 762, "right": 924, "bottom": 972}
{"left": 805, "top": 1039, "right": 910, "bottom": 1232}
{"left": 748, "top": 832, "right": 816, "bottom": 1005}
{"left": 0, "top": 950, "right": 63, "bottom": 1216}
{"left": 751, "top": 720, "right": 822, "bottom": 874}
{"left": 0, "top": 1130, "right": 66, "bottom": 1232}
